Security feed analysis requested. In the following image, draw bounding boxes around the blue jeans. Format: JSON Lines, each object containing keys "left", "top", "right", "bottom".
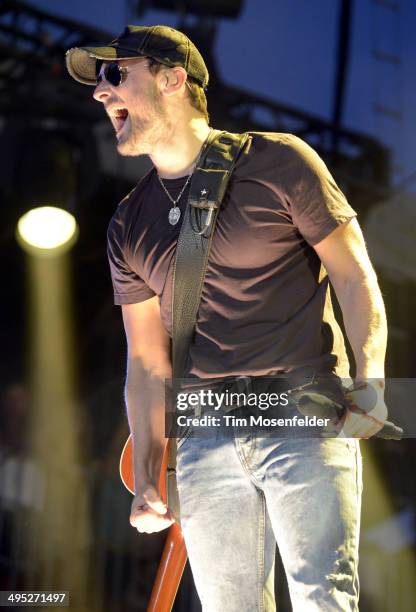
{"left": 176, "top": 417, "right": 362, "bottom": 611}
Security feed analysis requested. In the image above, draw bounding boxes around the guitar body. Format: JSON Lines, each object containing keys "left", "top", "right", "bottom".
{"left": 119, "top": 435, "right": 188, "bottom": 612}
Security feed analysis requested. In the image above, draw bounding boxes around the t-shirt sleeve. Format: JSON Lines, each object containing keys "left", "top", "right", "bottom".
{"left": 278, "top": 135, "right": 357, "bottom": 245}
{"left": 107, "top": 205, "right": 156, "bottom": 305}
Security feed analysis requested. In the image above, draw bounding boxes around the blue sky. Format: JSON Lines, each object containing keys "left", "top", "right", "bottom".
{"left": 32, "top": 0, "right": 416, "bottom": 189}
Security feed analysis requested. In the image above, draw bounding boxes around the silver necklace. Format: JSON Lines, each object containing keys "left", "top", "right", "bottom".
{"left": 157, "top": 129, "right": 213, "bottom": 226}
{"left": 157, "top": 172, "right": 192, "bottom": 226}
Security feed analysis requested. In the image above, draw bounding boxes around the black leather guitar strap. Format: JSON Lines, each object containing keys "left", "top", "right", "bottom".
{"left": 167, "top": 129, "right": 250, "bottom": 520}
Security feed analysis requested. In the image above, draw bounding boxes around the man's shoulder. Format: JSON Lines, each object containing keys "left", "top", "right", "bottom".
{"left": 107, "top": 168, "right": 155, "bottom": 240}
{"left": 119, "top": 168, "right": 155, "bottom": 209}
{"left": 247, "top": 131, "right": 301, "bottom": 145}
{"left": 246, "top": 131, "right": 316, "bottom": 159}
{"left": 230, "top": 131, "right": 317, "bottom": 178}
{"left": 111, "top": 168, "right": 155, "bottom": 220}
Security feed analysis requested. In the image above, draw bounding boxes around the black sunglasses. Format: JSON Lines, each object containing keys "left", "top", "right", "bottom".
{"left": 95, "top": 59, "right": 148, "bottom": 87}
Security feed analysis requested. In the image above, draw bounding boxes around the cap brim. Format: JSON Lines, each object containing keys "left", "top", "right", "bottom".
{"left": 65, "top": 46, "right": 142, "bottom": 86}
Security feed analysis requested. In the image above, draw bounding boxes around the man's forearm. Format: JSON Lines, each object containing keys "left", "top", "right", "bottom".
{"left": 125, "top": 357, "right": 172, "bottom": 492}
{"left": 334, "top": 272, "right": 387, "bottom": 380}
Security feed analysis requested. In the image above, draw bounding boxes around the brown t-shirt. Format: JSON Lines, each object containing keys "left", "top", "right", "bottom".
{"left": 107, "top": 132, "right": 356, "bottom": 378}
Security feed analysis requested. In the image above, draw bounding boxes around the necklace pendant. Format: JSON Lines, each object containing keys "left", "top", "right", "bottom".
{"left": 169, "top": 206, "right": 181, "bottom": 225}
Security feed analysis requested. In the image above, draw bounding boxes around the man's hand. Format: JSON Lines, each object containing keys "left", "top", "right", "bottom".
{"left": 130, "top": 484, "right": 175, "bottom": 534}
{"left": 340, "top": 380, "right": 387, "bottom": 439}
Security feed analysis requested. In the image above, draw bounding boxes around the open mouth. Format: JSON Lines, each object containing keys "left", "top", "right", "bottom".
{"left": 113, "top": 108, "right": 129, "bottom": 133}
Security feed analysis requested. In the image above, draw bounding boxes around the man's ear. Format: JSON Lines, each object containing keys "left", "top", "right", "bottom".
{"left": 159, "top": 66, "right": 188, "bottom": 96}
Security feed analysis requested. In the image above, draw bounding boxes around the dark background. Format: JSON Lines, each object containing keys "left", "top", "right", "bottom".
{"left": 0, "top": 1, "right": 415, "bottom": 611}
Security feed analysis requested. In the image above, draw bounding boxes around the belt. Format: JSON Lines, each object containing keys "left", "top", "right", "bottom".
{"left": 180, "top": 370, "right": 341, "bottom": 418}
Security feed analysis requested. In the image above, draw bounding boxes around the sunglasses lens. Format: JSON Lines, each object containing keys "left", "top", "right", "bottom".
{"left": 96, "top": 62, "right": 122, "bottom": 86}
{"left": 95, "top": 59, "right": 103, "bottom": 80}
{"left": 106, "top": 63, "right": 122, "bottom": 86}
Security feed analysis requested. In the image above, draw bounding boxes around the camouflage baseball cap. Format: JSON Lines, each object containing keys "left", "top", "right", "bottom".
{"left": 66, "top": 24, "right": 209, "bottom": 88}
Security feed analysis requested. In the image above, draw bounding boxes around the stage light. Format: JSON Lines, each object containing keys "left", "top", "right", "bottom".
{"left": 17, "top": 206, "right": 78, "bottom": 255}
{"left": 2, "top": 125, "right": 82, "bottom": 257}
{"left": 27, "top": 252, "right": 91, "bottom": 602}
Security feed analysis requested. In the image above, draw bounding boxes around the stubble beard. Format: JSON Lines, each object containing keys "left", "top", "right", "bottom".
{"left": 116, "top": 83, "right": 172, "bottom": 157}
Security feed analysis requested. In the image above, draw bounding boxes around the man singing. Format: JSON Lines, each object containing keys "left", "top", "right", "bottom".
{"left": 66, "top": 25, "right": 388, "bottom": 610}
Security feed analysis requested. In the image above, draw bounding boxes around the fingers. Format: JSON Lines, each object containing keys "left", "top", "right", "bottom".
{"left": 142, "top": 485, "right": 168, "bottom": 515}
{"left": 339, "top": 409, "right": 384, "bottom": 439}
{"left": 345, "top": 380, "right": 387, "bottom": 420}
{"left": 340, "top": 380, "right": 388, "bottom": 439}
{"left": 131, "top": 509, "right": 174, "bottom": 534}
{"left": 130, "top": 486, "right": 174, "bottom": 534}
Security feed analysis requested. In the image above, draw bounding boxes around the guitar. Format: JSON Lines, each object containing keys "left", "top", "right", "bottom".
{"left": 119, "top": 435, "right": 188, "bottom": 612}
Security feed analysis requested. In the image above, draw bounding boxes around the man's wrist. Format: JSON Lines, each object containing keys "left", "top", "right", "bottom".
{"left": 134, "top": 474, "right": 160, "bottom": 496}
{"left": 355, "top": 366, "right": 385, "bottom": 380}
{"left": 132, "top": 452, "right": 162, "bottom": 491}
{"left": 353, "top": 377, "right": 385, "bottom": 389}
